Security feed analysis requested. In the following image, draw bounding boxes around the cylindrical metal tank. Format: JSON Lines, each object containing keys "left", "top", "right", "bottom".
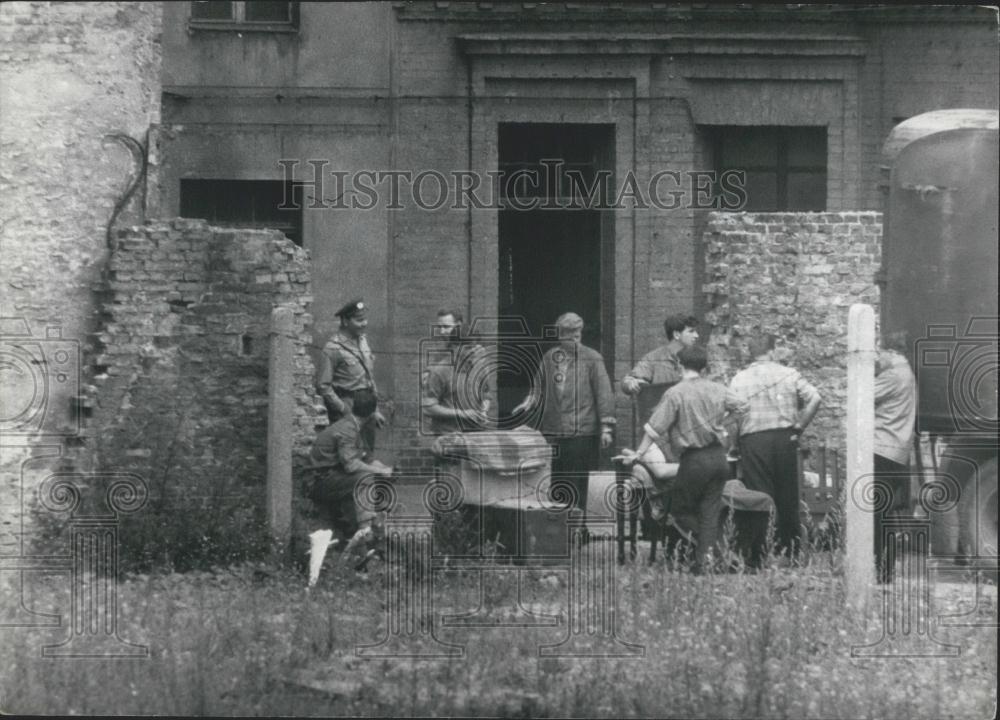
{"left": 880, "top": 109, "right": 998, "bottom": 562}
{"left": 880, "top": 110, "right": 998, "bottom": 435}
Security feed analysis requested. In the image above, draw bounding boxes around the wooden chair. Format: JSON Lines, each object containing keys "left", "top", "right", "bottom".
{"left": 616, "top": 382, "right": 679, "bottom": 562}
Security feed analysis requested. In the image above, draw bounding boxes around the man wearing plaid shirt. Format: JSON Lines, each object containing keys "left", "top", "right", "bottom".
{"left": 728, "top": 334, "right": 822, "bottom": 560}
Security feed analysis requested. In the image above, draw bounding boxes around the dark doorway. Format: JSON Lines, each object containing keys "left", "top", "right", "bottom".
{"left": 496, "top": 123, "right": 615, "bottom": 418}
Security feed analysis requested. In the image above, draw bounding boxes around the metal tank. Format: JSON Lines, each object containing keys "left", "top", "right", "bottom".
{"left": 879, "top": 109, "right": 998, "bottom": 561}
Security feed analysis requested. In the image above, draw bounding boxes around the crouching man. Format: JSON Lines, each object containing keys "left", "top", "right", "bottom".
{"left": 306, "top": 389, "right": 393, "bottom": 582}
{"left": 619, "top": 346, "right": 746, "bottom": 574}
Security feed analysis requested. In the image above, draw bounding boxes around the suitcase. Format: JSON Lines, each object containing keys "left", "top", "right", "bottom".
{"left": 480, "top": 498, "right": 571, "bottom": 564}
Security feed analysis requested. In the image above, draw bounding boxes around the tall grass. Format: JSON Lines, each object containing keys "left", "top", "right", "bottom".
{"left": 2, "top": 548, "right": 995, "bottom": 717}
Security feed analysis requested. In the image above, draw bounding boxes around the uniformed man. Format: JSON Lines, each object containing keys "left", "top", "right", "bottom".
{"left": 316, "top": 299, "right": 386, "bottom": 447}
{"left": 307, "top": 389, "right": 393, "bottom": 542}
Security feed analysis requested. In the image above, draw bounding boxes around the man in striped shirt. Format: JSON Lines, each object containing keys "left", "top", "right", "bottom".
{"left": 728, "top": 334, "right": 822, "bottom": 561}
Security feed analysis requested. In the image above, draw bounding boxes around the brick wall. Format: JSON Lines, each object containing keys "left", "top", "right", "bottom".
{"left": 703, "top": 211, "right": 882, "bottom": 456}
{"left": 79, "top": 219, "right": 325, "bottom": 562}
{"left": 382, "top": 6, "right": 994, "bottom": 462}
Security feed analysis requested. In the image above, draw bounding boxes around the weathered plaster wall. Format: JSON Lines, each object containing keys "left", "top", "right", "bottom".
{"left": 1, "top": 1, "right": 162, "bottom": 559}
{"left": 0, "top": 0, "right": 162, "bottom": 343}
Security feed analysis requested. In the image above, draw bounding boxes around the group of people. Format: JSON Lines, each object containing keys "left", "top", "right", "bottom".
{"left": 620, "top": 321, "right": 823, "bottom": 573}
{"left": 306, "top": 298, "right": 915, "bottom": 581}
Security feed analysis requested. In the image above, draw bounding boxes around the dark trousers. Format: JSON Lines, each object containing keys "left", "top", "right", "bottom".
{"left": 309, "top": 469, "right": 361, "bottom": 539}
{"left": 672, "top": 444, "right": 729, "bottom": 573}
{"left": 548, "top": 435, "right": 600, "bottom": 515}
{"left": 873, "top": 454, "right": 910, "bottom": 583}
{"left": 730, "top": 509, "right": 770, "bottom": 570}
{"left": 739, "top": 428, "right": 800, "bottom": 557}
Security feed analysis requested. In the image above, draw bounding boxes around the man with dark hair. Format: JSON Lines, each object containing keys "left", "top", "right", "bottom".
{"left": 421, "top": 308, "right": 495, "bottom": 435}
{"left": 316, "top": 299, "right": 386, "bottom": 448}
{"left": 307, "top": 388, "right": 393, "bottom": 542}
{"left": 621, "top": 313, "right": 700, "bottom": 396}
{"left": 622, "top": 345, "right": 747, "bottom": 573}
{"left": 873, "top": 338, "right": 916, "bottom": 583}
{"left": 728, "top": 334, "right": 822, "bottom": 561}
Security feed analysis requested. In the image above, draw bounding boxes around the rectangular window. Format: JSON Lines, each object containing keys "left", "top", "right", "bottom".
{"left": 190, "top": 1, "right": 233, "bottom": 21}
{"left": 709, "top": 126, "right": 827, "bottom": 211}
{"left": 180, "top": 179, "right": 304, "bottom": 246}
{"left": 189, "top": 1, "right": 298, "bottom": 31}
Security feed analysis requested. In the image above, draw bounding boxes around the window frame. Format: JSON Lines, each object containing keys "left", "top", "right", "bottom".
{"left": 179, "top": 178, "right": 305, "bottom": 247}
{"left": 188, "top": 1, "right": 299, "bottom": 34}
{"left": 709, "top": 125, "right": 827, "bottom": 212}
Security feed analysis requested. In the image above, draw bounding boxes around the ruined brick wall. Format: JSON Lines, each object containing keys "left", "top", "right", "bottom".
{"left": 703, "top": 212, "right": 882, "bottom": 454}
{"left": 80, "top": 219, "right": 325, "bottom": 566}
{"left": 0, "top": 0, "right": 162, "bottom": 433}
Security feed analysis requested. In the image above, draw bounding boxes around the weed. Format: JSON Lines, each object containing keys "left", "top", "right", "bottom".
{"left": 1, "top": 544, "right": 995, "bottom": 717}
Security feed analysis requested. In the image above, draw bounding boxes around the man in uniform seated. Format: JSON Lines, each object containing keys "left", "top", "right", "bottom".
{"left": 304, "top": 389, "right": 393, "bottom": 584}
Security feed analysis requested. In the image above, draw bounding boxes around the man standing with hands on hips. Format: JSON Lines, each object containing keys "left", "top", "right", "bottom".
{"left": 728, "top": 334, "right": 821, "bottom": 561}
{"left": 317, "top": 299, "right": 387, "bottom": 449}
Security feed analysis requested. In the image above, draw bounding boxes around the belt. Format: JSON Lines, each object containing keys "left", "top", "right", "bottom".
{"left": 681, "top": 441, "right": 722, "bottom": 455}
{"left": 740, "top": 427, "right": 796, "bottom": 438}
{"left": 333, "top": 386, "right": 374, "bottom": 399}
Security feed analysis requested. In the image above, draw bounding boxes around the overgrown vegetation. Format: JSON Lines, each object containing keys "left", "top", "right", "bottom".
{"left": 3, "top": 546, "right": 995, "bottom": 717}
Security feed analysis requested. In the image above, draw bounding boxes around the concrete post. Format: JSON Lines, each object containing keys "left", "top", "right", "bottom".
{"left": 846, "top": 304, "right": 876, "bottom": 608}
{"left": 267, "top": 306, "right": 295, "bottom": 559}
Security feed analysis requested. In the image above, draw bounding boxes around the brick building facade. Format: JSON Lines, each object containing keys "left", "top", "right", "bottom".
{"left": 152, "top": 2, "right": 998, "bottom": 462}
{"left": 4, "top": 3, "right": 997, "bottom": 475}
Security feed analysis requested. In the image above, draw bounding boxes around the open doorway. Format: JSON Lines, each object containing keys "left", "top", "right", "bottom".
{"left": 496, "top": 123, "right": 615, "bottom": 417}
